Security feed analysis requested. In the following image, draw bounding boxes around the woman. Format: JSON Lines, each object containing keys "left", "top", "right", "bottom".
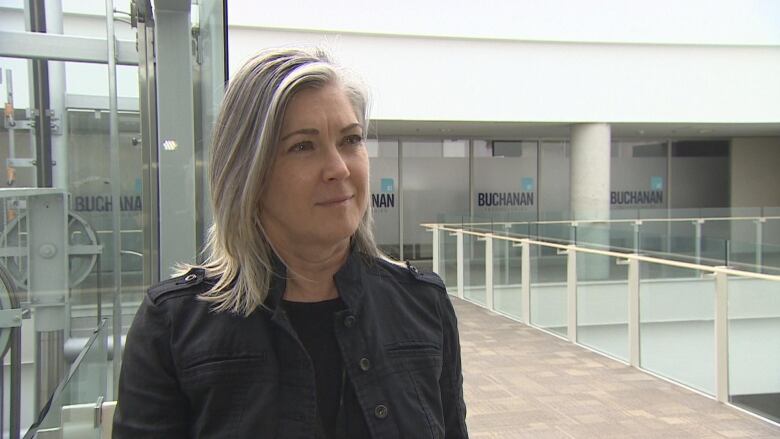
{"left": 113, "top": 48, "right": 469, "bottom": 438}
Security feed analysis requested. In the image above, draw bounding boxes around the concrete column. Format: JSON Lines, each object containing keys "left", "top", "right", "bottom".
{"left": 570, "top": 123, "right": 611, "bottom": 221}
{"left": 570, "top": 123, "right": 611, "bottom": 280}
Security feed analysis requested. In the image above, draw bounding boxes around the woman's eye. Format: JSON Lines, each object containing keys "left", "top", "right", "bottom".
{"left": 289, "top": 141, "right": 313, "bottom": 153}
{"left": 343, "top": 134, "right": 364, "bottom": 146}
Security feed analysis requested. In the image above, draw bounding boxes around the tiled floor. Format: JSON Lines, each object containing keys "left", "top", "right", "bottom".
{"left": 453, "top": 298, "right": 780, "bottom": 438}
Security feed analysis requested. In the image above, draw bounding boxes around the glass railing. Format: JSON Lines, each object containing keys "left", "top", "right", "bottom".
{"left": 425, "top": 222, "right": 780, "bottom": 425}
{"left": 577, "top": 252, "right": 629, "bottom": 361}
{"left": 430, "top": 208, "right": 780, "bottom": 276}
{"left": 492, "top": 227, "right": 522, "bottom": 320}
{"left": 23, "top": 320, "right": 108, "bottom": 439}
{"left": 727, "top": 275, "right": 780, "bottom": 424}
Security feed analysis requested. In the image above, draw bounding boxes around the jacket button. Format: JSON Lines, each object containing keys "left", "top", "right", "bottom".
{"left": 359, "top": 357, "right": 371, "bottom": 371}
{"left": 374, "top": 404, "right": 388, "bottom": 419}
{"left": 344, "top": 315, "right": 356, "bottom": 328}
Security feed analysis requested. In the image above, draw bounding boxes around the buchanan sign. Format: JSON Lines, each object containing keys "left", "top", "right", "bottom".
{"left": 610, "top": 190, "right": 663, "bottom": 205}
{"left": 73, "top": 195, "right": 142, "bottom": 212}
{"left": 477, "top": 192, "right": 534, "bottom": 207}
{"left": 372, "top": 177, "right": 396, "bottom": 209}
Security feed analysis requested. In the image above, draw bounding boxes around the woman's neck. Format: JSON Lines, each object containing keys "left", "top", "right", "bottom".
{"left": 272, "top": 238, "right": 350, "bottom": 303}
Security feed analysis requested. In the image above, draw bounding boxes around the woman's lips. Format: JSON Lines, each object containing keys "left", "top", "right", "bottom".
{"left": 316, "top": 194, "right": 354, "bottom": 206}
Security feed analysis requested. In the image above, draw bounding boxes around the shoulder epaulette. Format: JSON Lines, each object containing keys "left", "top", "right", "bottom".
{"left": 148, "top": 268, "right": 207, "bottom": 304}
{"left": 405, "top": 261, "right": 446, "bottom": 291}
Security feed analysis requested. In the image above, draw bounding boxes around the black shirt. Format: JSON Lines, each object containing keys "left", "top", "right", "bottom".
{"left": 281, "top": 297, "right": 370, "bottom": 439}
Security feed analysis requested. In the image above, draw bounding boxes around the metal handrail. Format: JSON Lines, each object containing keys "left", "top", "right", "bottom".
{"left": 425, "top": 223, "right": 780, "bottom": 281}
{"left": 429, "top": 215, "right": 780, "bottom": 228}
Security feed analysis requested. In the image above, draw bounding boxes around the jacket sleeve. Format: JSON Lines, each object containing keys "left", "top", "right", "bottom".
{"left": 112, "top": 295, "right": 190, "bottom": 438}
{"left": 438, "top": 290, "right": 469, "bottom": 438}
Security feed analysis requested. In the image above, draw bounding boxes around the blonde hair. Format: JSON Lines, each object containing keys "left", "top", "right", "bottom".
{"left": 189, "top": 47, "right": 379, "bottom": 316}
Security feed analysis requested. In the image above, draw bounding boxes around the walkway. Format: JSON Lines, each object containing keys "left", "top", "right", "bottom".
{"left": 453, "top": 298, "right": 780, "bottom": 438}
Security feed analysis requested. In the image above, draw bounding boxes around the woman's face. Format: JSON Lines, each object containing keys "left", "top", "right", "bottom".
{"left": 260, "top": 83, "right": 369, "bottom": 250}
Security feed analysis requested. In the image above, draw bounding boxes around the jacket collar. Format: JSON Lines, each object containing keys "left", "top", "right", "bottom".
{"left": 333, "top": 246, "right": 366, "bottom": 312}
{"left": 264, "top": 243, "right": 368, "bottom": 317}
{"left": 264, "top": 253, "right": 287, "bottom": 312}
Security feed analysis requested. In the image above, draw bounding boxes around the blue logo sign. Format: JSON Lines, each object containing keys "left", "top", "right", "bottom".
{"left": 522, "top": 177, "right": 534, "bottom": 192}
{"left": 381, "top": 178, "right": 394, "bottom": 193}
{"left": 650, "top": 176, "right": 663, "bottom": 191}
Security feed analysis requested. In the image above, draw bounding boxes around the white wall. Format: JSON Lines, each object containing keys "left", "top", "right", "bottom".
{"left": 228, "top": 27, "right": 780, "bottom": 125}
{"left": 4, "top": 0, "right": 780, "bottom": 125}
{"left": 226, "top": 0, "right": 780, "bottom": 46}
{"left": 730, "top": 137, "right": 780, "bottom": 208}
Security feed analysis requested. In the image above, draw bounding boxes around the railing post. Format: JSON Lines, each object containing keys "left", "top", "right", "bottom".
{"left": 521, "top": 239, "right": 530, "bottom": 325}
{"left": 694, "top": 219, "right": 704, "bottom": 265}
{"left": 431, "top": 226, "right": 440, "bottom": 275}
{"left": 503, "top": 224, "right": 511, "bottom": 285}
{"left": 567, "top": 247, "right": 577, "bottom": 342}
{"left": 633, "top": 220, "right": 642, "bottom": 254}
{"left": 715, "top": 271, "right": 729, "bottom": 403}
{"left": 485, "top": 235, "right": 494, "bottom": 311}
{"left": 755, "top": 218, "right": 764, "bottom": 273}
{"left": 628, "top": 258, "right": 640, "bottom": 367}
{"left": 456, "top": 231, "right": 464, "bottom": 300}
{"left": 569, "top": 222, "right": 578, "bottom": 245}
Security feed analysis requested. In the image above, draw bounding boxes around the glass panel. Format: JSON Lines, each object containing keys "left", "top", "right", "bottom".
{"left": 728, "top": 276, "right": 780, "bottom": 423}
{"left": 575, "top": 222, "right": 611, "bottom": 252}
{"left": 761, "top": 242, "right": 780, "bottom": 276}
{"left": 493, "top": 233, "right": 522, "bottom": 319}
{"left": 530, "top": 244, "right": 567, "bottom": 336}
{"left": 368, "top": 140, "right": 400, "bottom": 259}
{"left": 195, "top": 0, "right": 227, "bottom": 250}
{"left": 700, "top": 235, "right": 728, "bottom": 267}
{"left": 539, "top": 141, "right": 569, "bottom": 218}
{"left": 576, "top": 253, "right": 628, "bottom": 361}
{"left": 32, "top": 320, "right": 108, "bottom": 438}
{"left": 537, "top": 221, "right": 571, "bottom": 244}
{"left": 639, "top": 264, "right": 715, "bottom": 395}
{"left": 440, "top": 230, "right": 457, "bottom": 291}
{"left": 670, "top": 142, "right": 730, "bottom": 210}
{"left": 726, "top": 218, "right": 761, "bottom": 273}
{"left": 610, "top": 140, "right": 668, "bottom": 211}
{"left": 67, "top": 108, "right": 144, "bottom": 338}
{"left": 637, "top": 219, "right": 670, "bottom": 256}
{"left": 463, "top": 234, "right": 486, "bottom": 305}
{"left": 1, "top": 1, "right": 226, "bottom": 436}
{"left": 473, "top": 140, "right": 538, "bottom": 224}
{"left": 763, "top": 213, "right": 780, "bottom": 274}
{"left": 609, "top": 220, "right": 637, "bottom": 253}
{"left": 402, "top": 140, "right": 468, "bottom": 263}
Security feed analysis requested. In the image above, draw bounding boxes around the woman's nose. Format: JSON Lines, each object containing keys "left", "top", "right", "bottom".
{"left": 322, "top": 145, "right": 350, "bottom": 181}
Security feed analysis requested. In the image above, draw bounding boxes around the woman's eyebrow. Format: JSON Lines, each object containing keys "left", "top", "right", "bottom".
{"left": 341, "top": 123, "right": 361, "bottom": 133}
{"left": 280, "top": 128, "right": 318, "bottom": 141}
{"left": 280, "top": 123, "right": 361, "bottom": 141}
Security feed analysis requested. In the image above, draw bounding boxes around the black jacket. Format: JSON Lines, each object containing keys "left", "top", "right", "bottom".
{"left": 113, "top": 250, "right": 469, "bottom": 438}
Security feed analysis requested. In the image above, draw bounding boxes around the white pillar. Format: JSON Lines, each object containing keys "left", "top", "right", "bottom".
{"left": 46, "top": 0, "right": 68, "bottom": 189}
{"left": 570, "top": 123, "right": 611, "bottom": 280}
{"left": 570, "top": 123, "right": 611, "bottom": 221}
